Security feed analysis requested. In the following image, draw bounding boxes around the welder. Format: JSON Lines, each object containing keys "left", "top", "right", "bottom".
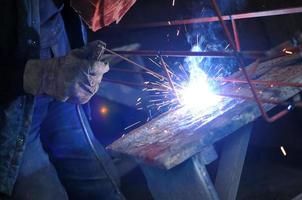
{"left": 0, "top": 0, "right": 135, "bottom": 199}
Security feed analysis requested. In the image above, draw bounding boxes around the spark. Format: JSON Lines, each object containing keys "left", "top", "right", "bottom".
{"left": 124, "top": 121, "right": 141, "bottom": 130}
{"left": 225, "top": 43, "right": 230, "bottom": 50}
{"left": 139, "top": 44, "right": 222, "bottom": 117}
{"left": 148, "top": 58, "right": 161, "bottom": 68}
{"left": 172, "top": 0, "right": 175, "bottom": 6}
{"left": 99, "top": 106, "right": 109, "bottom": 116}
{"left": 280, "top": 146, "right": 287, "bottom": 156}
{"left": 176, "top": 29, "right": 180, "bottom": 36}
{"left": 184, "top": 24, "right": 188, "bottom": 34}
{"left": 149, "top": 99, "right": 165, "bottom": 103}
{"left": 285, "top": 50, "right": 293, "bottom": 55}
{"left": 178, "top": 64, "right": 189, "bottom": 80}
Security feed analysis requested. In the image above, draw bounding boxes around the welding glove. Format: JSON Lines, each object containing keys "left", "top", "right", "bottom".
{"left": 24, "top": 40, "right": 109, "bottom": 104}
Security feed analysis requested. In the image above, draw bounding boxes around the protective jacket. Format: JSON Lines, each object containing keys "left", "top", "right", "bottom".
{"left": 0, "top": 0, "right": 72, "bottom": 195}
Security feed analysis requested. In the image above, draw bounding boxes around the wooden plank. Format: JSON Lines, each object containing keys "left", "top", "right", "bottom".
{"left": 215, "top": 124, "right": 252, "bottom": 200}
{"left": 107, "top": 58, "right": 302, "bottom": 169}
{"left": 141, "top": 146, "right": 219, "bottom": 200}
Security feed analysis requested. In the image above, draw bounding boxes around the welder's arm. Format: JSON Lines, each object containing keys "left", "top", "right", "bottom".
{"left": 23, "top": 41, "right": 109, "bottom": 104}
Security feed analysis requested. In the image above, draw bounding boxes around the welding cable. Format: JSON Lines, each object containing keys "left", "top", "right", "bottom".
{"left": 77, "top": 19, "right": 125, "bottom": 198}
{"left": 76, "top": 105, "right": 126, "bottom": 200}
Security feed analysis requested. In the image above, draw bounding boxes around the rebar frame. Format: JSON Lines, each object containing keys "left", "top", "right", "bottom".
{"left": 103, "top": 3, "right": 302, "bottom": 123}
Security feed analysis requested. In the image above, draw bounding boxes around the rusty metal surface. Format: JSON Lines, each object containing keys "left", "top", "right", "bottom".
{"left": 128, "top": 7, "right": 302, "bottom": 28}
{"left": 107, "top": 60, "right": 302, "bottom": 170}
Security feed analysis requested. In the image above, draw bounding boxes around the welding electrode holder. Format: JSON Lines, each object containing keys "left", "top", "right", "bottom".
{"left": 92, "top": 40, "right": 106, "bottom": 62}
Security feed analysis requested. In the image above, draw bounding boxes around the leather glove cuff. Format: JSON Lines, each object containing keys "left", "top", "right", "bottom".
{"left": 23, "top": 59, "right": 48, "bottom": 96}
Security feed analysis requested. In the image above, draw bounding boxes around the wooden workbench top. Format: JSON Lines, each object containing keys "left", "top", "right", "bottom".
{"left": 107, "top": 54, "right": 302, "bottom": 169}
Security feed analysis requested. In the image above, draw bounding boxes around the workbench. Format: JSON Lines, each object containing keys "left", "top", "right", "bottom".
{"left": 107, "top": 54, "right": 302, "bottom": 200}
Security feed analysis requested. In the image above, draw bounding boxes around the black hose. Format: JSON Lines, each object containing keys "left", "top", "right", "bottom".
{"left": 76, "top": 105, "right": 125, "bottom": 199}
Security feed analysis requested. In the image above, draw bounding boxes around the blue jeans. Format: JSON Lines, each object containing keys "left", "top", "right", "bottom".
{"left": 12, "top": 96, "right": 122, "bottom": 200}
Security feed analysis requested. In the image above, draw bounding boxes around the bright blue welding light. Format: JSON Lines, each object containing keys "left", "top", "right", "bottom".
{"left": 179, "top": 45, "right": 221, "bottom": 110}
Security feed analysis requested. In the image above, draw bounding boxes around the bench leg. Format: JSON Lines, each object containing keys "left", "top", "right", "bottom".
{"left": 215, "top": 124, "right": 253, "bottom": 200}
{"left": 140, "top": 146, "right": 219, "bottom": 200}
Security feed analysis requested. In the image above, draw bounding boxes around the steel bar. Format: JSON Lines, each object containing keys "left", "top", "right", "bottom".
{"left": 105, "top": 50, "right": 264, "bottom": 58}
{"left": 210, "top": 0, "right": 293, "bottom": 123}
{"left": 103, "top": 78, "right": 168, "bottom": 91}
{"left": 231, "top": 19, "right": 241, "bottom": 51}
{"left": 130, "top": 7, "right": 302, "bottom": 28}
{"left": 210, "top": 0, "right": 236, "bottom": 50}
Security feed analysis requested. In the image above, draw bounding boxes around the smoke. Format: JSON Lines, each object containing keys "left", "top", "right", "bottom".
{"left": 184, "top": 0, "right": 246, "bottom": 81}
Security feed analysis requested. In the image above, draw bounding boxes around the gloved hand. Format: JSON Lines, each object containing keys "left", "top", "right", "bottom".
{"left": 24, "top": 40, "right": 109, "bottom": 104}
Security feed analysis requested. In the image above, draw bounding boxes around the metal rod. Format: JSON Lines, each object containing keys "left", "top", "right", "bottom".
{"left": 210, "top": 0, "right": 291, "bottom": 123}
{"left": 231, "top": 18, "right": 241, "bottom": 51}
{"left": 103, "top": 78, "right": 168, "bottom": 90}
{"left": 129, "top": 7, "right": 302, "bottom": 28}
{"left": 210, "top": 0, "right": 236, "bottom": 50}
{"left": 105, "top": 50, "right": 264, "bottom": 58}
